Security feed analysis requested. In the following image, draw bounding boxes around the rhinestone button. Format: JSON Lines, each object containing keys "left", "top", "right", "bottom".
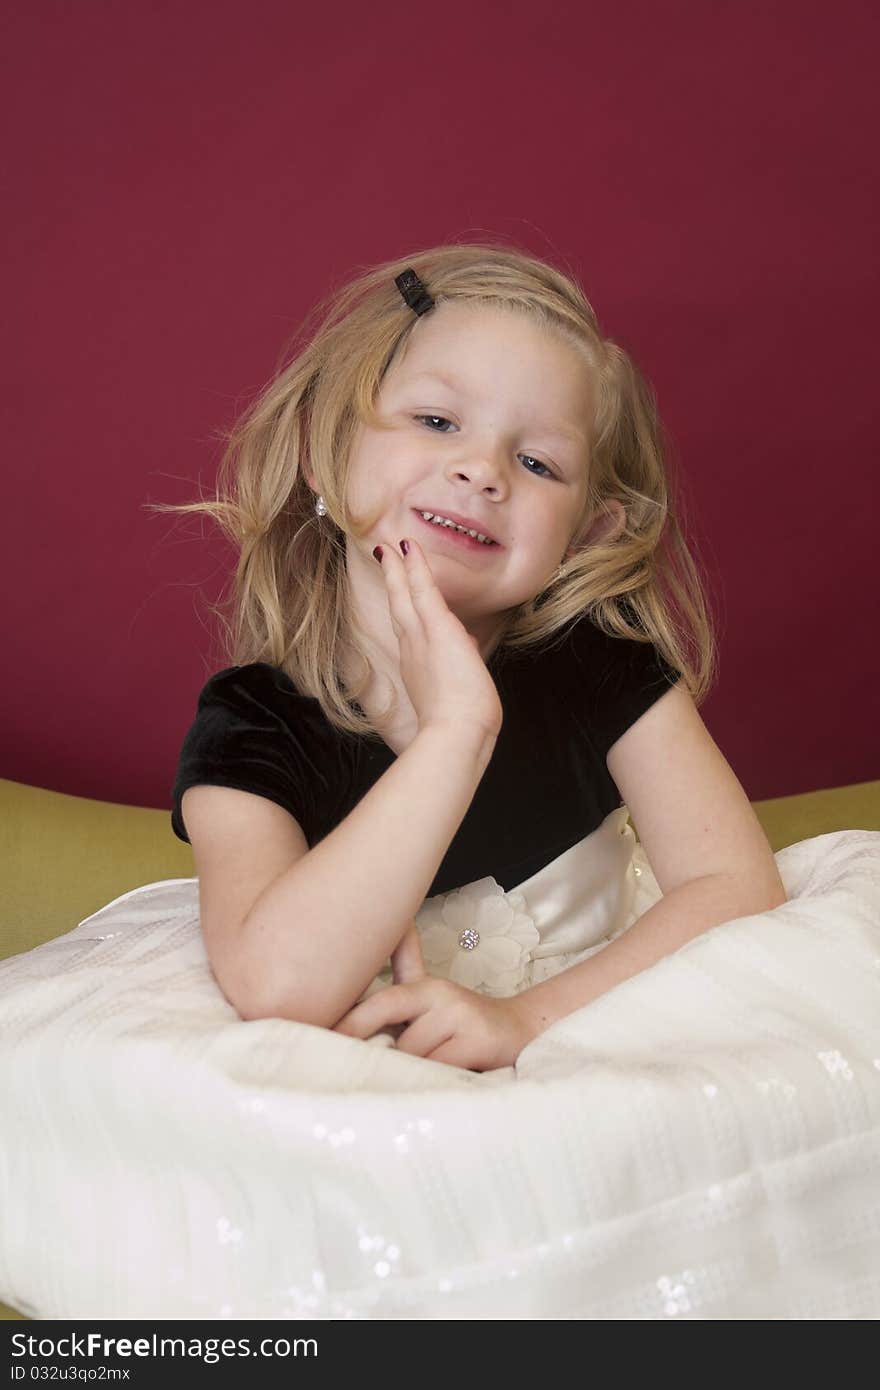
{"left": 457, "top": 927, "right": 480, "bottom": 951}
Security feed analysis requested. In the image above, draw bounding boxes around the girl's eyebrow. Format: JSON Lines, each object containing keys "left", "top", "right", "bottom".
{"left": 404, "top": 370, "right": 587, "bottom": 448}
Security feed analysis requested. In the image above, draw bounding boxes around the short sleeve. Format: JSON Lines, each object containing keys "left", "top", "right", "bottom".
{"left": 169, "top": 664, "right": 320, "bottom": 845}
{"left": 565, "top": 618, "right": 684, "bottom": 764}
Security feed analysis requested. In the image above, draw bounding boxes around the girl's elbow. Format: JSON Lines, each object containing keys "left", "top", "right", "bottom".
{"left": 748, "top": 874, "right": 788, "bottom": 912}
{"left": 233, "top": 975, "right": 347, "bottom": 1029}
{"left": 210, "top": 936, "right": 339, "bottom": 1026}
{"left": 765, "top": 865, "right": 789, "bottom": 909}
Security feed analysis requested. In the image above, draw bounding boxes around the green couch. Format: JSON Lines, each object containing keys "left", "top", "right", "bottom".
{"left": 2, "top": 773, "right": 879, "bottom": 1321}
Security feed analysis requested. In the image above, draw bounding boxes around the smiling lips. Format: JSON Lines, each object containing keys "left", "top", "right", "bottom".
{"left": 412, "top": 508, "right": 500, "bottom": 549}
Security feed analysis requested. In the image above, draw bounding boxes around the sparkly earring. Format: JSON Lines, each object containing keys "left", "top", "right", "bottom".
{"left": 315, "top": 494, "right": 328, "bottom": 517}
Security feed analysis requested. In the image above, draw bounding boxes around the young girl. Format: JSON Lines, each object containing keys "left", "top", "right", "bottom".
{"left": 168, "top": 242, "right": 787, "bottom": 1073}
{"left": 3, "top": 243, "right": 877, "bottom": 1321}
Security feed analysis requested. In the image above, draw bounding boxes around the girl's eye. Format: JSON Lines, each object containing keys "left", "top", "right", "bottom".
{"left": 414, "top": 415, "right": 555, "bottom": 478}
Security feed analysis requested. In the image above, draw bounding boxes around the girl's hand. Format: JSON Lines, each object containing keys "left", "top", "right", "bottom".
{"left": 332, "top": 971, "right": 537, "bottom": 1072}
{"left": 373, "top": 536, "right": 503, "bottom": 742}
{"left": 371, "top": 921, "right": 426, "bottom": 1043}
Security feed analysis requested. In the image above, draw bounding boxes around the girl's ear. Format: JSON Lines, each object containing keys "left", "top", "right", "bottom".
{"left": 566, "top": 499, "right": 626, "bottom": 559}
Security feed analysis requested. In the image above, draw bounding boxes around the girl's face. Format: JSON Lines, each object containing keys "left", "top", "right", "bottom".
{"left": 343, "top": 302, "right": 599, "bottom": 637}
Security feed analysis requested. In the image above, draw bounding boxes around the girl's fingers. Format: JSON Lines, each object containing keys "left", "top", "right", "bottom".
{"left": 425, "top": 1037, "right": 479, "bottom": 1069}
{"left": 372, "top": 531, "right": 502, "bottom": 739}
{"left": 373, "top": 538, "right": 420, "bottom": 634}
{"left": 395, "top": 537, "right": 457, "bottom": 623}
{"left": 333, "top": 983, "right": 423, "bottom": 1038}
{"left": 394, "top": 1012, "right": 455, "bottom": 1058}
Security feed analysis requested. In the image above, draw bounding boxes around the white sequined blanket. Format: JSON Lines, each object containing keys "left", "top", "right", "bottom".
{"left": 1, "top": 823, "right": 878, "bottom": 1320}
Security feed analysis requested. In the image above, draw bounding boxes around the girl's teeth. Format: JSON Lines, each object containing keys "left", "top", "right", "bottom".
{"left": 419, "top": 511, "right": 494, "bottom": 545}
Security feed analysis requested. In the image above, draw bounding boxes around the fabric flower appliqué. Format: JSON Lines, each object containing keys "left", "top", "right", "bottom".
{"left": 415, "top": 878, "right": 541, "bottom": 997}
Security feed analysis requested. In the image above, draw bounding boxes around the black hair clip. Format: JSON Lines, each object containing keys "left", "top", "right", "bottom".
{"left": 394, "top": 267, "right": 435, "bottom": 317}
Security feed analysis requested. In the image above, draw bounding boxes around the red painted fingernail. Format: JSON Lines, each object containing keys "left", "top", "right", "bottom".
{"left": 372, "top": 545, "right": 383, "bottom": 563}
{"left": 399, "top": 539, "right": 410, "bottom": 556}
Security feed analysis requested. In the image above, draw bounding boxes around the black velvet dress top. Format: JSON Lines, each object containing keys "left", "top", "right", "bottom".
{"left": 170, "top": 617, "right": 682, "bottom": 896}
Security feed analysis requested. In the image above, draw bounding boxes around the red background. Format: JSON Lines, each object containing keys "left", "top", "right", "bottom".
{"left": 3, "top": 0, "right": 878, "bottom": 811}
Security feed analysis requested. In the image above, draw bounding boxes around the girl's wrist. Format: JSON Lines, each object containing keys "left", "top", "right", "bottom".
{"left": 511, "top": 982, "right": 569, "bottom": 1040}
{"left": 417, "top": 719, "right": 498, "bottom": 771}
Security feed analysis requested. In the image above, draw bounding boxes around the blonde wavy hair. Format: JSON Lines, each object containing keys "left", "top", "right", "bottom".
{"left": 148, "top": 239, "right": 718, "bottom": 737}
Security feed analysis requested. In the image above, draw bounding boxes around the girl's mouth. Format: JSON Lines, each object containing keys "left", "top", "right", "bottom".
{"left": 412, "top": 509, "right": 500, "bottom": 554}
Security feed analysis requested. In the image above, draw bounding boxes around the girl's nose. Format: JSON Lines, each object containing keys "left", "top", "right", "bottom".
{"left": 446, "top": 456, "right": 509, "bottom": 498}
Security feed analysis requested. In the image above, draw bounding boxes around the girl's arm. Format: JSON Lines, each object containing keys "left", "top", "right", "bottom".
{"left": 517, "top": 680, "right": 788, "bottom": 1033}
{"left": 517, "top": 871, "right": 785, "bottom": 1033}
{"left": 231, "top": 535, "right": 504, "bottom": 1030}
{"left": 232, "top": 720, "right": 495, "bottom": 1027}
